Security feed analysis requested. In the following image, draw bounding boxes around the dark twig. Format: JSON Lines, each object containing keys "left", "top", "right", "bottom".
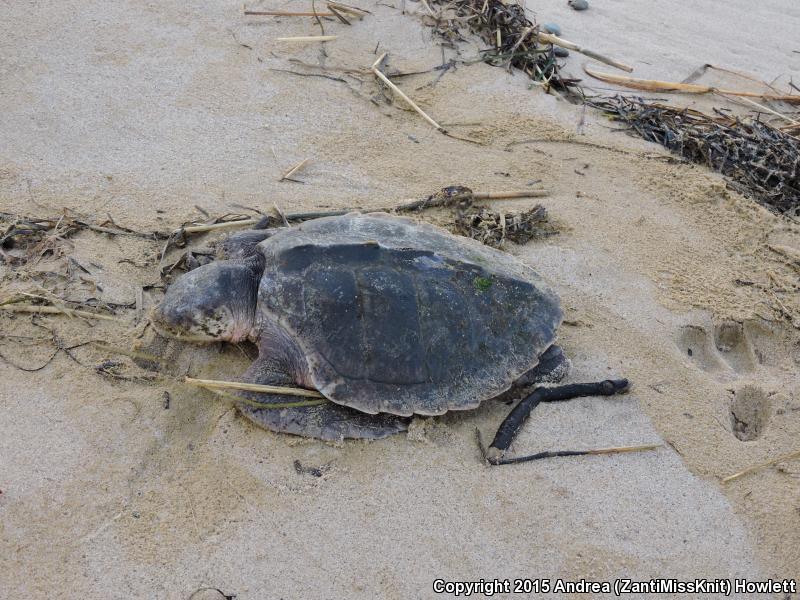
{"left": 477, "top": 425, "right": 659, "bottom": 465}
{"left": 311, "top": 0, "right": 325, "bottom": 35}
{"left": 0, "top": 336, "right": 91, "bottom": 372}
{"left": 327, "top": 0, "right": 371, "bottom": 15}
{"left": 269, "top": 68, "right": 348, "bottom": 84}
{"left": 0, "top": 346, "right": 60, "bottom": 372}
{"left": 484, "top": 379, "right": 633, "bottom": 465}
{"left": 327, "top": 5, "right": 351, "bottom": 24}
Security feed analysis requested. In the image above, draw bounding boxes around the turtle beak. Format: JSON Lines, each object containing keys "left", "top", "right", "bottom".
{"left": 148, "top": 306, "right": 179, "bottom": 339}
{"left": 148, "top": 306, "right": 224, "bottom": 343}
{"left": 148, "top": 306, "right": 191, "bottom": 341}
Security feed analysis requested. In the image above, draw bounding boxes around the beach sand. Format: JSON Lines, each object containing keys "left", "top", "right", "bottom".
{"left": 1, "top": 0, "right": 799, "bottom": 597}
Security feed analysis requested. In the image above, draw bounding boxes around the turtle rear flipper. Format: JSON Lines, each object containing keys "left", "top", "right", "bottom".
{"left": 514, "top": 344, "right": 571, "bottom": 386}
{"left": 235, "top": 346, "right": 408, "bottom": 441}
{"left": 492, "top": 344, "right": 571, "bottom": 403}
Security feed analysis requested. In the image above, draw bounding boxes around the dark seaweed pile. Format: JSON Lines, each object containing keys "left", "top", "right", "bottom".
{"left": 0, "top": 210, "right": 168, "bottom": 267}
{"left": 454, "top": 204, "right": 555, "bottom": 248}
{"left": 427, "top": 0, "right": 578, "bottom": 91}
{"left": 591, "top": 96, "right": 800, "bottom": 216}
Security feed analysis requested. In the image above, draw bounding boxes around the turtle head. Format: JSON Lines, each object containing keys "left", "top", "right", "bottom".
{"left": 152, "top": 257, "right": 263, "bottom": 343}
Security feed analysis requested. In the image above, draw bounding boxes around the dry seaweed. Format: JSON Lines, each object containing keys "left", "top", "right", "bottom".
{"left": 454, "top": 204, "right": 555, "bottom": 247}
{"left": 425, "top": 0, "right": 579, "bottom": 91}
{"left": 166, "top": 187, "right": 548, "bottom": 235}
{"left": 0, "top": 209, "right": 168, "bottom": 266}
{"left": 1, "top": 213, "right": 77, "bottom": 265}
{"left": 590, "top": 96, "right": 800, "bottom": 216}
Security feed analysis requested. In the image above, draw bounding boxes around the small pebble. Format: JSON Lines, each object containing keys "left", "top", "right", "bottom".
{"left": 542, "top": 22, "right": 561, "bottom": 36}
{"left": 554, "top": 47, "right": 570, "bottom": 58}
{"left": 568, "top": 0, "right": 589, "bottom": 10}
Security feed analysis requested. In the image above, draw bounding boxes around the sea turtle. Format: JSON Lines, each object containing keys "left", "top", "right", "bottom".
{"left": 152, "top": 213, "right": 569, "bottom": 440}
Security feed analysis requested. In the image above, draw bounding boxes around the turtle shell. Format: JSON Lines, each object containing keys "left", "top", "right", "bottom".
{"left": 255, "top": 213, "right": 562, "bottom": 416}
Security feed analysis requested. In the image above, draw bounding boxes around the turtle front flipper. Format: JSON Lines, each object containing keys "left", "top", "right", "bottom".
{"left": 235, "top": 349, "right": 408, "bottom": 441}
{"left": 216, "top": 229, "right": 277, "bottom": 260}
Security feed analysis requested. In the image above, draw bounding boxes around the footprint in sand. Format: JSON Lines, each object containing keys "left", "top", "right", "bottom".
{"left": 675, "top": 318, "right": 799, "bottom": 442}
{"left": 729, "top": 384, "right": 771, "bottom": 441}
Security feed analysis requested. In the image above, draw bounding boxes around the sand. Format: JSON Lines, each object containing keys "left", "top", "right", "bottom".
{"left": 1, "top": 0, "right": 799, "bottom": 598}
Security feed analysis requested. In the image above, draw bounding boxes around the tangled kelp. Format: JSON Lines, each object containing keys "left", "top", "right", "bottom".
{"left": 591, "top": 96, "right": 800, "bottom": 216}
{"left": 455, "top": 204, "right": 555, "bottom": 248}
{"left": 0, "top": 210, "right": 167, "bottom": 266}
{"left": 426, "top": 0, "right": 579, "bottom": 91}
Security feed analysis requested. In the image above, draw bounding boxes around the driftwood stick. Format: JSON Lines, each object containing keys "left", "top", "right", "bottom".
{"left": 721, "top": 449, "right": 800, "bottom": 483}
{"left": 536, "top": 33, "right": 633, "bottom": 73}
{"left": 277, "top": 190, "right": 551, "bottom": 218}
{"left": 496, "top": 445, "right": 658, "bottom": 465}
{"left": 245, "top": 10, "right": 337, "bottom": 16}
{"left": 276, "top": 210, "right": 350, "bottom": 221}
{"left": 84, "top": 344, "right": 327, "bottom": 408}
{"left": 279, "top": 158, "right": 311, "bottom": 181}
{"left": 277, "top": 35, "right": 338, "bottom": 42}
{"left": 485, "top": 379, "right": 631, "bottom": 464}
{"left": 371, "top": 52, "right": 446, "bottom": 132}
{"left": 180, "top": 219, "right": 260, "bottom": 234}
{"left": 185, "top": 376, "right": 326, "bottom": 398}
{"left": 197, "top": 385, "right": 328, "bottom": 410}
{"left": 585, "top": 65, "right": 800, "bottom": 103}
{"left": 478, "top": 433, "right": 659, "bottom": 466}
{"left": 474, "top": 190, "right": 549, "bottom": 200}
{"left": 170, "top": 190, "right": 549, "bottom": 236}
